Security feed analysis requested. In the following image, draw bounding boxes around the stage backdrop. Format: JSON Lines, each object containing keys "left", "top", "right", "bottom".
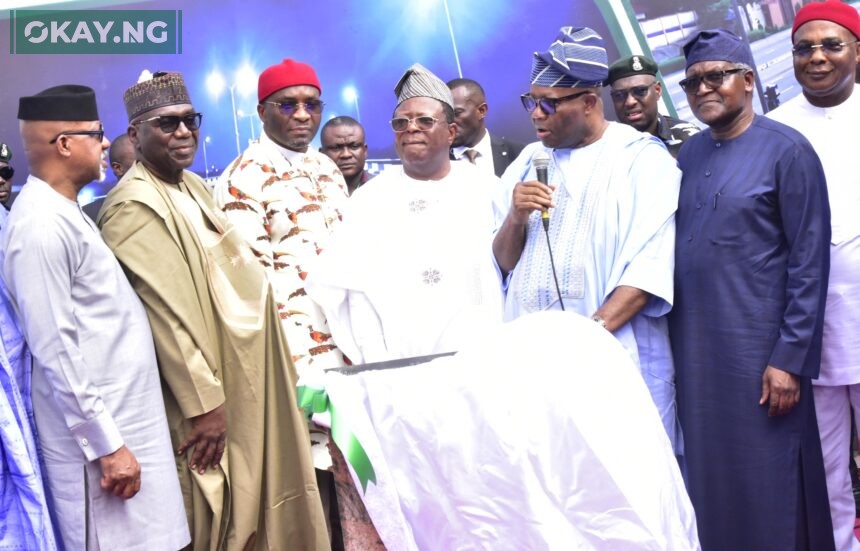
{"left": 2, "top": 0, "right": 843, "bottom": 202}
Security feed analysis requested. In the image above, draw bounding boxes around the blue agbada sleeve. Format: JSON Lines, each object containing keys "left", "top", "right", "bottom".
{"left": 768, "top": 143, "right": 830, "bottom": 378}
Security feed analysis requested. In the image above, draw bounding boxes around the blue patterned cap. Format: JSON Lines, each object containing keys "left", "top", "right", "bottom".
{"left": 683, "top": 29, "right": 755, "bottom": 70}
{"left": 531, "top": 26, "right": 608, "bottom": 88}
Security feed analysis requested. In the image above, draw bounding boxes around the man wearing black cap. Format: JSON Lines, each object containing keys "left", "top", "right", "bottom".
{"left": 670, "top": 29, "right": 834, "bottom": 549}
{"left": 308, "top": 63, "right": 504, "bottom": 363}
{"left": 98, "top": 70, "right": 329, "bottom": 550}
{"left": 493, "top": 27, "right": 683, "bottom": 455}
{"left": 0, "top": 143, "right": 15, "bottom": 230}
{"left": 606, "top": 55, "right": 699, "bottom": 158}
{"left": 0, "top": 143, "right": 14, "bottom": 213}
{"left": 0, "top": 84, "right": 189, "bottom": 549}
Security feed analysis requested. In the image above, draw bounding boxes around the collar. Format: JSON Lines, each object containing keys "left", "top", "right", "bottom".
{"left": 260, "top": 131, "right": 311, "bottom": 164}
{"left": 451, "top": 128, "right": 491, "bottom": 159}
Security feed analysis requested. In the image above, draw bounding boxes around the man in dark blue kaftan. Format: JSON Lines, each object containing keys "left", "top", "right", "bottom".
{"left": 669, "top": 29, "right": 835, "bottom": 550}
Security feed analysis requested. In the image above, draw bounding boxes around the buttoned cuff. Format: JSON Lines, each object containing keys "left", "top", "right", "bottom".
{"left": 70, "top": 408, "right": 124, "bottom": 461}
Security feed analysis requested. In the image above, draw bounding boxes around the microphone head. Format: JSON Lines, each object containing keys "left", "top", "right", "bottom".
{"left": 532, "top": 150, "right": 550, "bottom": 170}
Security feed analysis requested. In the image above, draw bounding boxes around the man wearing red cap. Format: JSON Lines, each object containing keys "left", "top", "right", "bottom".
{"left": 214, "top": 60, "right": 348, "bottom": 375}
{"left": 212, "top": 58, "right": 348, "bottom": 545}
{"left": 770, "top": 2, "right": 860, "bottom": 548}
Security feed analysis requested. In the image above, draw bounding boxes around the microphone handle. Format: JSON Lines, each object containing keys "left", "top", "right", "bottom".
{"left": 535, "top": 166, "right": 550, "bottom": 229}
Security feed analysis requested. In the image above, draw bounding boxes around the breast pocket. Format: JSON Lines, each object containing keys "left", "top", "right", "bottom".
{"left": 707, "top": 195, "right": 761, "bottom": 246}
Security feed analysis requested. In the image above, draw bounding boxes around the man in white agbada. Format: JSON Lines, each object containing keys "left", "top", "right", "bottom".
{"left": 0, "top": 85, "right": 188, "bottom": 550}
{"left": 494, "top": 26, "right": 682, "bottom": 451}
{"left": 768, "top": 2, "right": 860, "bottom": 548}
{"left": 307, "top": 63, "right": 504, "bottom": 363}
{"left": 316, "top": 311, "right": 700, "bottom": 549}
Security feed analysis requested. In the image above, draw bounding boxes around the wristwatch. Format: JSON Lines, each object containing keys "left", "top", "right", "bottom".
{"left": 591, "top": 314, "right": 607, "bottom": 329}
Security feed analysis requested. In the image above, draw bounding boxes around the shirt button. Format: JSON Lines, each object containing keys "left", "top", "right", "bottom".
{"left": 696, "top": 202, "right": 703, "bottom": 209}
{"left": 715, "top": 142, "right": 721, "bottom": 148}
{"left": 81, "top": 438, "right": 89, "bottom": 447}
{"left": 688, "top": 236, "right": 693, "bottom": 241}
{"left": 705, "top": 170, "right": 711, "bottom": 177}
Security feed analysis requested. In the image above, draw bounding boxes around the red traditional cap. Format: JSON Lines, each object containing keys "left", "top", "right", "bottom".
{"left": 792, "top": 0, "right": 860, "bottom": 40}
{"left": 257, "top": 59, "right": 321, "bottom": 102}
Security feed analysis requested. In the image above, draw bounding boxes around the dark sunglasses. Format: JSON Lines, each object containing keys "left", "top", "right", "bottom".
{"left": 134, "top": 112, "right": 203, "bottom": 133}
{"left": 0, "top": 166, "right": 13, "bottom": 180}
{"left": 610, "top": 82, "right": 657, "bottom": 102}
{"left": 520, "top": 90, "right": 591, "bottom": 115}
{"left": 263, "top": 100, "right": 325, "bottom": 116}
{"left": 389, "top": 116, "right": 439, "bottom": 132}
{"left": 792, "top": 39, "right": 858, "bottom": 57}
{"left": 678, "top": 68, "right": 746, "bottom": 94}
{"left": 49, "top": 127, "right": 105, "bottom": 144}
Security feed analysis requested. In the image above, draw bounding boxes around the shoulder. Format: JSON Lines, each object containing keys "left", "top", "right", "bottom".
{"left": 99, "top": 164, "right": 170, "bottom": 226}
{"left": 767, "top": 95, "right": 809, "bottom": 126}
{"left": 605, "top": 123, "right": 672, "bottom": 164}
{"left": 5, "top": 183, "right": 78, "bottom": 239}
{"left": 306, "top": 149, "right": 349, "bottom": 190}
{"left": 218, "top": 143, "right": 275, "bottom": 191}
{"left": 606, "top": 121, "right": 660, "bottom": 147}
{"left": 664, "top": 115, "right": 700, "bottom": 138}
{"left": 2, "top": 203, "right": 78, "bottom": 267}
{"left": 350, "top": 167, "right": 398, "bottom": 200}
{"left": 751, "top": 116, "right": 816, "bottom": 153}
{"left": 676, "top": 127, "right": 711, "bottom": 152}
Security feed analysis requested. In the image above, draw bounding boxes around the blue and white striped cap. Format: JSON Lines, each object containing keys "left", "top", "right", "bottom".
{"left": 531, "top": 26, "right": 608, "bottom": 88}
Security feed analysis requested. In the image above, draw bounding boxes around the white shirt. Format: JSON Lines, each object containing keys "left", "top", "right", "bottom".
{"left": 770, "top": 85, "right": 860, "bottom": 385}
{"left": 452, "top": 129, "right": 495, "bottom": 176}
{"left": 0, "top": 176, "right": 188, "bottom": 550}
{"left": 307, "top": 162, "right": 506, "bottom": 363}
{"left": 500, "top": 124, "right": 682, "bottom": 451}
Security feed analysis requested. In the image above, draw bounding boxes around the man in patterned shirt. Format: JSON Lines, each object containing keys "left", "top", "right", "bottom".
{"left": 212, "top": 58, "right": 349, "bottom": 546}
{"left": 214, "top": 59, "right": 349, "bottom": 373}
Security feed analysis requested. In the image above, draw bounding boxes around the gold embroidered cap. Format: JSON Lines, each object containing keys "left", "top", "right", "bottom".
{"left": 123, "top": 70, "right": 192, "bottom": 122}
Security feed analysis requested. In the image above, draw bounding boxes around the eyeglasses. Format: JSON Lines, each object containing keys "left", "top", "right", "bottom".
{"left": 0, "top": 166, "right": 13, "bottom": 180}
{"left": 48, "top": 127, "right": 105, "bottom": 144}
{"left": 520, "top": 90, "right": 591, "bottom": 115}
{"left": 133, "top": 112, "right": 203, "bottom": 133}
{"left": 792, "top": 39, "right": 858, "bottom": 57}
{"left": 610, "top": 82, "right": 657, "bottom": 102}
{"left": 323, "top": 142, "right": 365, "bottom": 153}
{"left": 263, "top": 100, "right": 325, "bottom": 116}
{"left": 390, "top": 116, "right": 439, "bottom": 132}
{"left": 679, "top": 68, "right": 746, "bottom": 94}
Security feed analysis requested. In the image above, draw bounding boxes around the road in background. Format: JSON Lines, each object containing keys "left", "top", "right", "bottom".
{"left": 662, "top": 2, "right": 860, "bottom": 123}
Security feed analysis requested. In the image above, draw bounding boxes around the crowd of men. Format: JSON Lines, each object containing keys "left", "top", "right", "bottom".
{"left": 0, "top": 0, "right": 858, "bottom": 549}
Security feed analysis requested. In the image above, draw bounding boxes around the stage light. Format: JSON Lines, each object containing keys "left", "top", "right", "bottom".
{"left": 342, "top": 86, "right": 361, "bottom": 122}
{"left": 235, "top": 64, "right": 257, "bottom": 98}
{"left": 205, "top": 70, "right": 226, "bottom": 99}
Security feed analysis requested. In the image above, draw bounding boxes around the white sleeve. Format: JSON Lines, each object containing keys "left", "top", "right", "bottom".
{"left": 3, "top": 220, "right": 123, "bottom": 461}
